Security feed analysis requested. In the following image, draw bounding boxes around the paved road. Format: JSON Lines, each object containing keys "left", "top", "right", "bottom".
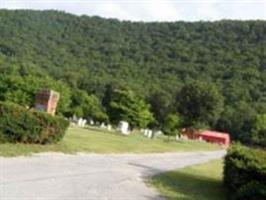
{"left": 0, "top": 150, "right": 225, "bottom": 200}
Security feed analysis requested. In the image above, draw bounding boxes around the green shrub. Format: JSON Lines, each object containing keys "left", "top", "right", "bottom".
{"left": 0, "top": 102, "right": 69, "bottom": 144}
{"left": 235, "top": 181, "right": 266, "bottom": 200}
{"left": 224, "top": 144, "right": 266, "bottom": 200}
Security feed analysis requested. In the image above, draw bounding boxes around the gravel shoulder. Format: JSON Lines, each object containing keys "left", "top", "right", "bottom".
{"left": 0, "top": 150, "right": 226, "bottom": 200}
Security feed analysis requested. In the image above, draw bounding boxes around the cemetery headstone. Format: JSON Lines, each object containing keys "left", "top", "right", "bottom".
{"left": 107, "top": 124, "right": 112, "bottom": 131}
{"left": 176, "top": 135, "right": 180, "bottom": 140}
{"left": 147, "top": 129, "right": 153, "bottom": 138}
{"left": 82, "top": 119, "right": 87, "bottom": 127}
{"left": 118, "top": 121, "right": 130, "bottom": 135}
{"left": 144, "top": 129, "right": 148, "bottom": 136}
{"left": 100, "top": 123, "right": 106, "bottom": 129}
{"left": 78, "top": 118, "right": 83, "bottom": 127}
{"left": 35, "top": 89, "right": 60, "bottom": 116}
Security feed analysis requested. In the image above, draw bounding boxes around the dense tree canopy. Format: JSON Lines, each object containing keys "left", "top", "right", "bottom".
{"left": 148, "top": 90, "right": 174, "bottom": 127}
{"left": 104, "top": 87, "right": 154, "bottom": 128}
{"left": 251, "top": 114, "right": 266, "bottom": 147}
{"left": 0, "top": 10, "right": 265, "bottom": 144}
{"left": 177, "top": 81, "right": 224, "bottom": 127}
{"left": 215, "top": 102, "right": 257, "bottom": 142}
{"left": 68, "top": 89, "right": 108, "bottom": 121}
{"left": 162, "top": 114, "right": 183, "bottom": 139}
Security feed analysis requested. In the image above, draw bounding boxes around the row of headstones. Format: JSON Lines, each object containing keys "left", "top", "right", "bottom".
{"left": 117, "top": 122, "right": 164, "bottom": 137}
{"left": 141, "top": 129, "right": 163, "bottom": 138}
{"left": 88, "top": 119, "right": 112, "bottom": 130}
{"left": 141, "top": 129, "right": 153, "bottom": 138}
{"left": 69, "top": 115, "right": 87, "bottom": 127}
{"left": 68, "top": 116, "right": 165, "bottom": 138}
{"left": 117, "top": 121, "right": 130, "bottom": 135}
{"left": 69, "top": 115, "right": 126, "bottom": 133}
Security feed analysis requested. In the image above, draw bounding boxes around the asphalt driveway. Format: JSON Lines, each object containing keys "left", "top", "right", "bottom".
{"left": 0, "top": 150, "right": 225, "bottom": 200}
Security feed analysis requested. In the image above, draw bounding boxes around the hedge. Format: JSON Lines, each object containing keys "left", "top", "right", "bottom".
{"left": 0, "top": 102, "right": 69, "bottom": 144}
{"left": 224, "top": 144, "right": 266, "bottom": 200}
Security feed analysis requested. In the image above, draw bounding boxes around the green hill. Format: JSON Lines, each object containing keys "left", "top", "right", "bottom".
{"left": 0, "top": 10, "right": 265, "bottom": 143}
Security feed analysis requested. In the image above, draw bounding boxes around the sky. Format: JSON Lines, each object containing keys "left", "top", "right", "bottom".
{"left": 0, "top": 0, "right": 265, "bottom": 22}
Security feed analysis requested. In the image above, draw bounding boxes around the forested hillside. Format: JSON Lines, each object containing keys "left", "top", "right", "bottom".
{"left": 0, "top": 10, "right": 265, "bottom": 145}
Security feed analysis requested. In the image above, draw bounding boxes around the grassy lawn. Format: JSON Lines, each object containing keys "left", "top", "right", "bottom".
{"left": 150, "top": 160, "right": 226, "bottom": 200}
{"left": 0, "top": 126, "right": 221, "bottom": 157}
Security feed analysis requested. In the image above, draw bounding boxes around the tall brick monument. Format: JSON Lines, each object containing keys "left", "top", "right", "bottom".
{"left": 35, "top": 89, "right": 60, "bottom": 115}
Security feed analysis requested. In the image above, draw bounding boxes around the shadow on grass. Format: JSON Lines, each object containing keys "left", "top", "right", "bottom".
{"left": 129, "top": 162, "right": 164, "bottom": 176}
{"left": 152, "top": 170, "right": 226, "bottom": 200}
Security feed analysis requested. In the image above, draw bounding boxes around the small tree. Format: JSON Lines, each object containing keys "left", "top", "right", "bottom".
{"left": 162, "top": 114, "right": 183, "bottom": 141}
{"left": 251, "top": 114, "right": 266, "bottom": 147}
{"left": 216, "top": 102, "right": 257, "bottom": 142}
{"left": 177, "top": 81, "right": 224, "bottom": 127}
{"left": 70, "top": 89, "right": 108, "bottom": 122}
{"left": 148, "top": 90, "right": 174, "bottom": 127}
{"left": 104, "top": 87, "right": 154, "bottom": 128}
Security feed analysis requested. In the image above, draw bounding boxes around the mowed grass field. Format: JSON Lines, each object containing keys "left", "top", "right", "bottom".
{"left": 150, "top": 160, "right": 226, "bottom": 200}
{"left": 0, "top": 126, "right": 221, "bottom": 157}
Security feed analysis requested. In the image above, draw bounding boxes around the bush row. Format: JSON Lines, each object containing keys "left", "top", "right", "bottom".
{"left": 0, "top": 102, "right": 69, "bottom": 144}
{"left": 224, "top": 144, "right": 266, "bottom": 200}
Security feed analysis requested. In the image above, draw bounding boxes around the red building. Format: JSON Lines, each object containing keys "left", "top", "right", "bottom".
{"left": 196, "top": 130, "right": 230, "bottom": 147}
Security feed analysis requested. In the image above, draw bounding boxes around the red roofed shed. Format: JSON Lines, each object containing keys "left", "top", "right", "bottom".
{"left": 196, "top": 130, "right": 230, "bottom": 147}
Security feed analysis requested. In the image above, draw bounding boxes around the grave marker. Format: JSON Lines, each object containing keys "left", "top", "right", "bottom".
{"left": 118, "top": 121, "right": 130, "bottom": 135}
{"left": 35, "top": 89, "right": 60, "bottom": 115}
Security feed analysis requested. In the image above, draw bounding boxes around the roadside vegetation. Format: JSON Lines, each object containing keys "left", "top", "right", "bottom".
{"left": 224, "top": 144, "right": 266, "bottom": 200}
{"left": 150, "top": 160, "right": 226, "bottom": 200}
{"left": 0, "top": 126, "right": 221, "bottom": 157}
{"left": 0, "top": 102, "right": 69, "bottom": 144}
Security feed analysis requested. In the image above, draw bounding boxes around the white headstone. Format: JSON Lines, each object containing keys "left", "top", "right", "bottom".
{"left": 90, "top": 119, "right": 94, "bottom": 125}
{"left": 147, "top": 130, "right": 153, "bottom": 138}
{"left": 144, "top": 129, "right": 148, "bottom": 136}
{"left": 76, "top": 118, "right": 86, "bottom": 127}
{"left": 100, "top": 123, "right": 106, "bottom": 129}
{"left": 118, "top": 121, "right": 129, "bottom": 135}
{"left": 82, "top": 119, "right": 87, "bottom": 127}
{"left": 77, "top": 118, "right": 82, "bottom": 126}
{"left": 176, "top": 135, "right": 180, "bottom": 140}
{"left": 107, "top": 124, "right": 112, "bottom": 131}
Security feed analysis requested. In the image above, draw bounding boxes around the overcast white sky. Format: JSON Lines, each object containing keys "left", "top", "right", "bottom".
{"left": 0, "top": 0, "right": 265, "bottom": 21}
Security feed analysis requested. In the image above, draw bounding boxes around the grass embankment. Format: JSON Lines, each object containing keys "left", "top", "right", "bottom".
{"left": 0, "top": 126, "right": 221, "bottom": 157}
{"left": 150, "top": 160, "right": 226, "bottom": 200}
